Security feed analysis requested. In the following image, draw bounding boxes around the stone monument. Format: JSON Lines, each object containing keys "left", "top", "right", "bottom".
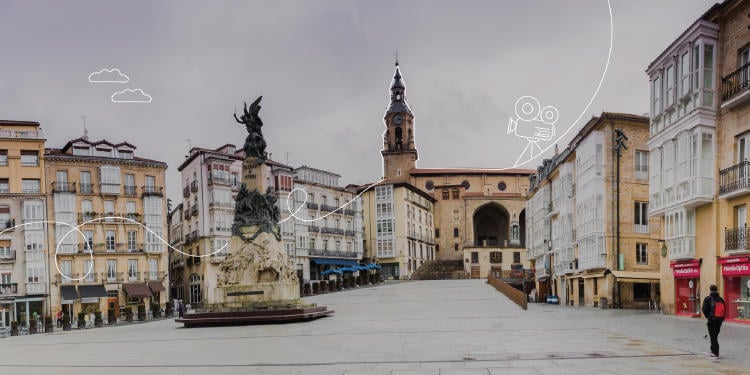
{"left": 176, "top": 96, "right": 332, "bottom": 326}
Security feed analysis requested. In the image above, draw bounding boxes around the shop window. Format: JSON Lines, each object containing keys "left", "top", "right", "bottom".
{"left": 513, "top": 252, "right": 520, "bottom": 263}
{"left": 490, "top": 251, "right": 502, "bottom": 263}
{"left": 471, "top": 252, "right": 479, "bottom": 264}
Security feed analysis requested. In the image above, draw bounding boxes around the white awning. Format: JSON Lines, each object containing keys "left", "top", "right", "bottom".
{"left": 612, "top": 271, "right": 660, "bottom": 283}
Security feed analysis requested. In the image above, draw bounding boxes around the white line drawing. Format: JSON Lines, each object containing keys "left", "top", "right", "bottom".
{"left": 88, "top": 68, "right": 130, "bottom": 83}
{"left": 111, "top": 88, "right": 152, "bottom": 103}
{"left": 498, "top": 0, "right": 613, "bottom": 170}
{"left": 507, "top": 96, "right": 559, "bottom": 167}
{"left": 278, "top": 179, "right": 385, "bottom": 224}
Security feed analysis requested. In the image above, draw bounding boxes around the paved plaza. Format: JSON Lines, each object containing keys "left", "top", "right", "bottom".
{"left": 1, "top": 280, "right": 750, "bottom": 374}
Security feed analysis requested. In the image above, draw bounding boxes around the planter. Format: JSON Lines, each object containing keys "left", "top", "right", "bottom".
{"left": 125, "top": 306, "right": 134, "bottom": 322}
{"left": 151, "top": 303, "right": 161, "bottom": 318}
{"left": 94, "top": 310, "right": 103, "bottom": 327}
{"left": 10, "top": 321, "right": 17, "bottom": 336}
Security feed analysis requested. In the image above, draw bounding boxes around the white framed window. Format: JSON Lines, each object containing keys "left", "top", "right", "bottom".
{"left": 702, "top": 44, "right": 715, "bottom": 107}
{"left": 60, "top": 260, "right": 72, "bottom": 279}
{"left": 84, "top": 259, "right": 95, "bottom": 282}
{"left": 128, "top": 259, "right": 138, "bottom": 280}
{"left": 107, "top": 259, "right": 117, "bottom": 281}
{"left": 737, "top": 133, "right": 750, "bottom": 163}
{"left": 106, "top": 230, "right": 116, "bottom": 251}
{"left": 99, "top": 166, "right": 121, "bottom": 194}
{"left": 83, "top": 230, "right": 93, "bottom": 251}
{"left": 680, "top": 51, "right": 690, "bottom": 97}
{"left": 651, "top": 75, "right": 662, "bottom": 115}
{"left": 80, "top": 171, "right": 92, "bottom": 193}
{"left": 127, "top": 231, "right": 137, "bottom": 252}
{"left": 148, "top": 259, "right": 158, "bottom": 280}
{"left": 634, "top": 202, "right": 649, "bottom": 233}
{"left": 20, "top": 150, "right": 38, "bottom": 166}
{"left": 0, "top": 150, "right": 7, "bottom": 166}
{"left": 665, "top": 65, "right": 674, "bottom": 108}
{"left": 636, "top": 243, "right": 648, "bottom": 265}
{"left": 21, "top": 179, "right": 40, "bottom": 193}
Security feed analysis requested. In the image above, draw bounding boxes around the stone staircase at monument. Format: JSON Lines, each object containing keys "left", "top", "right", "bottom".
{"left": 410, "top": 260, "right": 468, "bottom": 280}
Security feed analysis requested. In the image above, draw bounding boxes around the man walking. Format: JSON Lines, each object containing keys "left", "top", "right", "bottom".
{"left": 701, "top": 284, "right": 726, "bottom": 358}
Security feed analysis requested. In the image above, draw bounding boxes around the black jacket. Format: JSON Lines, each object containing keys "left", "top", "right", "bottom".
{"left": 702, "top": 291, "right": 725, "bottom": 320}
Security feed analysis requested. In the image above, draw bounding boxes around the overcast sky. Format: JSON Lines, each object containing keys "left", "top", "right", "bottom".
{"left": 0, "top": 0, "right": 716, "bottom": 203}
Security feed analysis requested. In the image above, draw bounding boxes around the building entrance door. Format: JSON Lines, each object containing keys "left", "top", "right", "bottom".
{"left": 578, "top": 278, "right": 585, "bottom": 306}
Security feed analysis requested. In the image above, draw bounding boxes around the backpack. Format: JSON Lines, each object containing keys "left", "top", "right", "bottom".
{"left": 711, "top": 298, "right": 726, "bottom": 319}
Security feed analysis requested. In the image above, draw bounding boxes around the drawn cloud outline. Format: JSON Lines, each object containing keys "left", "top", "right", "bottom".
{"left": 88, "top": 68, "right": 130, "bottom": 83}
{"left": 111, "top": 88, "right": 153, "bottom": 103}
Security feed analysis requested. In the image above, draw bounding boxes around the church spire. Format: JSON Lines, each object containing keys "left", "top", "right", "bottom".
{"left": 386, "top": 60, "right": 412, "bottom": 115}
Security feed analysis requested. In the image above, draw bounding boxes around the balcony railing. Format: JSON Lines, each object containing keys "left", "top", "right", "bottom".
{"left": 307, "top": 249, "right": 359, "bottom": 258}
{"left": 184, "top": 210, "right": 190, "bottom": 220}
{"left": 183, "top": 186, "right": 190, "bottom": 198}
{"left": 719, "top": 161, "right": 750, "bottom": 198}
{"left": 209, "top": 202, "right": 233, "bottom": 209}
{"left": 725, "top": 226, "right": 750, "bottom": 253}
{"left": 124, "top": 185, "right": 137, "bottom": 196}
{"left": 320, "top": 204, "right": 337, "bottom": 213}
{"left": 408, "top": 231, "right": 435, "bottom": 244}
{"left": 343, "top": 209, "right": 356, "bottom": 216}
{"left": 0, "top": 249, "right": 15, "bottom": 262}
{"left": 191, "top": 180, "right": 199, "bottom": 192}
{"left": 2, "top": 219, "right": 15, "bottom": 230}
{"left": 79, "top": 183, "right": 93, "bottom": 194}
{"left": 172, "top": 258, "right": 185, "bottom": 269}
{"left": 306, "top": 202, "right": 319, "bottom": 210}
{"left": 321, "top": 227, "right": 345, "bottom": 235}
{"left": 0, "top": 283, "right": 18, "bottom": 295}
{"left": 208, "top": 177, "right": 230, "bottom": 186}
{"left": 308, "top": 226, "right": 320, "bottom": 233}
{"left": 52, "top": 181, "right": 76, "bottom": 193}
{"left": 142, "top": 186, "right": 164, "bottom": 197}
{"left": 185, "top": 231, "right": 199, "bottom": 244}
{"left": 191, "top": 205, "right": 199, "bottom": 216}
{"left": 722, "top": 62, "right": 750, "bottom": 102}
{"left": 633, "top": 224, "right": 649, "bottom": 234}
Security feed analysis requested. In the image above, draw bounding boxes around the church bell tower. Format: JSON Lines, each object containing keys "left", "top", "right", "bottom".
{"left": 381, "top": 61, "right": 418, "bottom": 182}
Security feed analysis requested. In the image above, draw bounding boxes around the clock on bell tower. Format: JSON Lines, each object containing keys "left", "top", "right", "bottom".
{"left": 382, "top": 61, "right": 418, "bottom": 182}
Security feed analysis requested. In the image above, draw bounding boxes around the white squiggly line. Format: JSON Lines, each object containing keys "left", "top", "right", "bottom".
{"left": 0, "top": 216, "right": 231, "bottom": 281}
{"left": 278, "top": 178, "right": 385, "bottom": 224}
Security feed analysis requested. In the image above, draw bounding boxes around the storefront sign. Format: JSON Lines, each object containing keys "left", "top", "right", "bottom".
{"left": 673, "top": 266, "right": 700, "bottom": 278}
{"left": 671, "top": 260, "right": 701, "bottom": 268}
{"left": 722, "top": 262, "right": 750, "bottom": 276}
{"left": 717, "top": 256, "right": 750, "bottom": 264}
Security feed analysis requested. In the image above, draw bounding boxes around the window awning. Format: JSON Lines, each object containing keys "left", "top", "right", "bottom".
{"left": 78, "top": 285, "right": 107, "bottom": 299}
{"left": 310, "top": 258, "right": 358, "bottom": 266}
{"left": 60, "top": 286, "right": 78, "bottom": 303}
{"left": 148, "top": 281, "right": 166, "bottom": 293}
{"left": 123, "top": 283, "right": 152, "bottom": 298}
{"left": 612, "top": 271, "right": 660, "bottom": 283}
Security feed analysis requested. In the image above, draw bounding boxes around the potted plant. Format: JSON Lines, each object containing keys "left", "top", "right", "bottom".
{"left": 320, "top": 280, "right": 328, "bottom": 293}
{"left": 124, "top": 306, "right": 133, "bottom": 322}
{"left": 77, "top": 312, "right": 86, "bottom": 329}
{"left": 10, "top": 321, "right": 18, "bottom": 336}
{"left": 94, "top": 310, "right": 103, "bottom": 327}
{"left": 137, "top": 303, "right": 146, "bottom": 321}
{"left": 29, "top": 316, "right": 37, "bottom": 334}
{"left": 165, "top": 301, "right": 174, "bottom": 317}
{"left": 151, "top": 302, "right": 161, "bottom": 318}
{"left": 44, "top": 316, "right": 53, "bottom": 333}
{"left": 108, "top": 308, "right": 116, "bottom": 324}
{"left": 62, "top": 313, "right": 72, "bottom": 331}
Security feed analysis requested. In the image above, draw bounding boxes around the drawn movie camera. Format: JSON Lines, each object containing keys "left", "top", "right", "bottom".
{"left": 507, "top": 96, "right": 559, "bottom": 166}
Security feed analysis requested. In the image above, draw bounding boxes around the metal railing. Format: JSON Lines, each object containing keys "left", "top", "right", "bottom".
{"left": 124, "top": 185, "right": 137, "bottom": 196}
{"left": 52, "top": 181, "right": 76, "bottom": 193}
{"left": 2, "top": 219, "right": 15, "bottom": 230}
{"left": 183, "top": 187, "right": 190, "bottom": 198}
{"left": 725, "top": 226, "right": 750, "bottom": 252}
{"left": 307, "top": 249, "right": 359, "bottom": 258}
{"left": 722, "top": 62, "right": 750, "bottom": 102}
{"left": 190, "top": 180, "right": 199, "bottom": 192}
{"left": 306, "top": 202, "right": 319, "bottom": 210}
{"left": 719, "top": 161, "right": 750, "bottom": 195}
{"left": 320, "top": 204, "right": 337, "bottom": 213}
{"left": 142, "top": 186, "right": 164, "bottom": 197}
{"left": 0, "top": 249, "right": 15, "bottom": 262}
{"left": 79, "top": 183, "right": 93, "bottom": 194}
{"left": 0, "top": 283, "right": 18, "bottom": 295}
{"left": 408, "top": 231, "right": 435, "bottom": 244}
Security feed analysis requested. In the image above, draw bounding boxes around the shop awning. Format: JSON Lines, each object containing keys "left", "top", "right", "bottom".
{"left": 60, "top": 286, "right": 78, "bottom": 303}
{"left": 123, "top": 283, "right": 152, "bottom": 298}
{"left": 310, "top": 258, "right": 358, "bottom": 266}
{"left": 612, "top": 271, "right": 660, "bottom": 283}
{"left": 78, "top": 285, "right": 107, "bottom": 299}
{"left": 148, "top": 281, "right": 166, "bottom": 293}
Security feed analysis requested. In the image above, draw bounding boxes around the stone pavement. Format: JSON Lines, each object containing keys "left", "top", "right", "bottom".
{"left": 1, "top": 279, "right": 749, "bottom": 374}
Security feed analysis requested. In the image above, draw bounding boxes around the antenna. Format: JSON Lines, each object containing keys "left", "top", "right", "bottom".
{"left": 393, "top": 50, "right": 399, "bottom": 66}
{"left": 77, "top": 115, "right": 88, "bottom": 140}
{"left": 285, "top": 152, "right": 289, "bottom": 165}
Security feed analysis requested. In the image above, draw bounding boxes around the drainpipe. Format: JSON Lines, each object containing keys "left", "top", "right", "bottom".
{"left": 614, "top": 129, "right": 628, "bottom": 309}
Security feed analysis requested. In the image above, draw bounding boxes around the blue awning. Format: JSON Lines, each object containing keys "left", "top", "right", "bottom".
{"left": 367, "top": 263, "right": 382, "bottom": 270}
{"left": 321, "top": 269, "right": 343, "bottom": 276}
{"left": 310, "top": 258, "right": 358, "bottom": 266}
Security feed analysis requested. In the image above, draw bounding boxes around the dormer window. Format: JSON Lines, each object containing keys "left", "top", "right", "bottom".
{"left": 73, "top": 146, "right": 90, "bottom": 156}
{"left": 96, "top": 148, "right": 112, "bottom": 157}
{"left": 119, "top": 150, "right": 133, "bottom": 159}
{"left": 226, "top": 146, "right": 235, "bottom": 154}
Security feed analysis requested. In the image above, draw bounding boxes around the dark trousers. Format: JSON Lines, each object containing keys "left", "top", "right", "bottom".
{"left": 707, "top": 319, "right": 723, "bottom": 355}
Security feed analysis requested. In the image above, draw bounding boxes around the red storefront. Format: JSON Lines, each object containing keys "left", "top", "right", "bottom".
{"left": 718, "top": 255, "right": 750, "bottom": 323}
{"left": 671, "top": 260, "right": 701, "bottom": 316}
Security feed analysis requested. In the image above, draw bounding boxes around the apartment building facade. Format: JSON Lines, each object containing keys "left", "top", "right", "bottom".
{"left": 290, "top": 166, "right": 364, "bottom": 282}
{"left": 526, "top": 113, "right": 660, "bottom": 308}
{"left": 44, "top": 137, "right": 168, "bottom": 319}
{"left": 0, "top": 121, "right": 49, "bottom": 328}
